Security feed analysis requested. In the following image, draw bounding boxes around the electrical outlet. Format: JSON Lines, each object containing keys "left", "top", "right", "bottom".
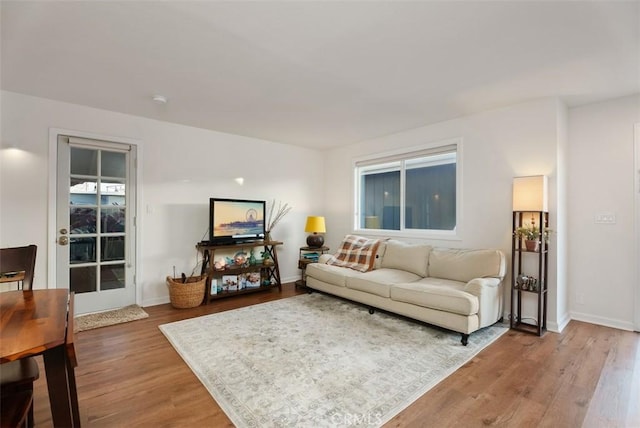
{"left": 594, "top": 212, "right": 616, "bottom": 224}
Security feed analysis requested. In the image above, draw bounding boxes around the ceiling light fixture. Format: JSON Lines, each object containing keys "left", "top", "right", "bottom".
{"left": 152, "top": 95, "right": 167, "bottom": 104}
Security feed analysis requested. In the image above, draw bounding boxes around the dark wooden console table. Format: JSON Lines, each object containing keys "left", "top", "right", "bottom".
{"left": 197, "top": 240, "right": 283, "bottom": 302}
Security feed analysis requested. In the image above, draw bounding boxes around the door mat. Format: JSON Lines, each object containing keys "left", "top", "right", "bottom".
{"left": 75, "top": 304, "right": 149, "bottom": 332}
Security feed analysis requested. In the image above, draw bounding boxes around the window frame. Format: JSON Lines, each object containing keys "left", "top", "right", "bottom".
{"left": 352, "top": 137, "right": 463, "bottom": 241}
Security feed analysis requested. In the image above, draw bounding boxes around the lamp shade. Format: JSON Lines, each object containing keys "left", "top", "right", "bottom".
{"left": 513, "top": 175, "right": 548, "bottom": 212}
{"left": 304, "top": 216, "right": 326, "bottom": 233}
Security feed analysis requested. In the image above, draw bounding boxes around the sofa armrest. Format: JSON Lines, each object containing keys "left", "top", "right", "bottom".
{"left": 464, "top": 277, "right": 503, "bottom": 328}
{"left": 318, "top": 254, "right": 333, "bottom": 264}
{"left": 464, "top": 277, "right": 501, "bottom": 292}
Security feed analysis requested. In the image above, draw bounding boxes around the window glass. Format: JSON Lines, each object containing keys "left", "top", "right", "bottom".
{"left": 361, "top": 169, "right": 400, "bottom": 230}
{"left": 355, "top": 142, "right": 459, "bottom": 235}
{"left": 405, "top": 161, "right": 456, "bottom": 231}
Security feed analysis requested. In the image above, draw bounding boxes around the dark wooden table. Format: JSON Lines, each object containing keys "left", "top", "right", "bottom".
{"left": 0, "top": 289, "right": 80, "bottom": 427}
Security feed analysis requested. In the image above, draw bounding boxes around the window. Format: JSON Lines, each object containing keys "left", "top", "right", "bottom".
{"left": 354, "top": 139, "right": 461, "bottom": 238}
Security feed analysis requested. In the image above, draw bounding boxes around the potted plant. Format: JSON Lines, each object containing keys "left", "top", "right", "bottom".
{"left": 515, "top": 225, "right": 550, "bottom": 252}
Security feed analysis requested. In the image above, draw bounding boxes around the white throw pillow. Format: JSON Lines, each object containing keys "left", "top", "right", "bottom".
{"left": 380, "top": 240, "right": 431, "bottom": 277}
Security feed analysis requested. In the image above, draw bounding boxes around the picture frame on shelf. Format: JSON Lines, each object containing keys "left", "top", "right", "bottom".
{"left": 245, "top": 272, "right": 261, "bottom": 288}
{"left": 222, "top": 275, "right": 238, "bottom": 291}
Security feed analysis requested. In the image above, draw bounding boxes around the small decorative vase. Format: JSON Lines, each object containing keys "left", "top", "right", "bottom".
{"left": 264, "top": 230, "right": 271, "bottom": 242}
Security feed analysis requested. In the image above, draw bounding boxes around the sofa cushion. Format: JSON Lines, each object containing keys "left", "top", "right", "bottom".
{"left": 390, "top": 281, "right": 479, "bottom": 316}
{"left": 428, "top": 248, "right": 505, "bottom": 283}
{"left": 346, "top": 268, "right": 421, "bottom": 298}
{"left": 414, "top": 276, "right": 467, "bottom": 290}
{"left": 380, "top": 240, "right": 431, "bottom": 277}
{"left": 305, "top": 262, "right": 360, "bottom": 287}
{"left": 327, "top": 235, "right": 381, "bottom": 272}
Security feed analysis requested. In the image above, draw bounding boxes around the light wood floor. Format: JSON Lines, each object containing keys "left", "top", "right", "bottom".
{"left": 32, "top": 283, "right": 639, "bottom": 427}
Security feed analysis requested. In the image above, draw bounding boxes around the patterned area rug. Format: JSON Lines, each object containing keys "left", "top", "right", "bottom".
{"left": 159, "top": 293, "right": 507, "bottom": 427}
{"left": 75, "top": 304, "right": 149, "bottom": 332}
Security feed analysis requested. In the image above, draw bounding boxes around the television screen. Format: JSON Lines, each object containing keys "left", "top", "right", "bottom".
{"left": 209, "top": 198, "right": 265, "bottom": 243}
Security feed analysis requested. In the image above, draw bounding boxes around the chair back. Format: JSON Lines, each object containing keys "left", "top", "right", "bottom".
{"left": 0, "top": 245, "right": 37, "bottom": 290}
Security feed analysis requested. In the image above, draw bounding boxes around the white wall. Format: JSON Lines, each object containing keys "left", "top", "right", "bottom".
{"left": 555, "top": 101, "right": 570, "bottom": 331}
{"left": 322, "top": 98, "right": 567, "bottom": 331}
{"left": 4, "top": 88, "right": 636, "bottom": 330}
{"left": 0, "top": 91, "right": 323, "bottom": 306}
{"left": 568, "top": 94, "right": 640, "bottom": 331}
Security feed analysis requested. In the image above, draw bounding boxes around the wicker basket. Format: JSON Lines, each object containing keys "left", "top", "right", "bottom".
{"left": 166, "top": 275, "right": 206, "bottom": 309}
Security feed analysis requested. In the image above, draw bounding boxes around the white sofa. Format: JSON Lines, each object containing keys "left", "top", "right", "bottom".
{"left": 305, "top": 238, "right": 506, "bottom": 345}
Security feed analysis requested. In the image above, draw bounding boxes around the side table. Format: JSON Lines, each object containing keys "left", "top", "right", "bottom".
{"left": 295, "top": 246, "right": 330, "bottom": 287}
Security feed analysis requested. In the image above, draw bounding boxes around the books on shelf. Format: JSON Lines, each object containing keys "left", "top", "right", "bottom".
{"left": 303, "top": 252, "right": 320, "bottom": 262}
{"left": 211, "top": 279, "right": 222, "bottom": 295}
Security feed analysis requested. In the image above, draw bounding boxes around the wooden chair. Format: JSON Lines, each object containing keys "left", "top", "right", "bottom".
{"left": 0, "top": 245, "right": 36, "bottom": 290}
{"left": 0, "top": 245, "right": 39, "bottom": 428}
{"left": 0, "top": 390, "right": 33, "bottom": 428}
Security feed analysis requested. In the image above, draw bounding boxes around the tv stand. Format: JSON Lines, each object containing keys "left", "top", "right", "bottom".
{"left": 196, "top": 240, "right": 283, "bottom": 302}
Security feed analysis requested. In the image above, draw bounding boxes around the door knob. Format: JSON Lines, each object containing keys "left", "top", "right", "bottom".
{"left": 58, "top": 236, "right": 69, "bottom": 246}
{"left": 59, "top": 228, "right": 68, "bottom": 235}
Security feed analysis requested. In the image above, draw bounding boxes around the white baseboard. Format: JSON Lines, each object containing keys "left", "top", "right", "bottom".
{"left": 548, "top": 311, "right": 571, "bottom": 333}
{"left": 501, "top": 311, "right": 635, "bottom": 333}
{"left": 570, "top": 311, "right": 635, "bottom": 332}
{"left": 143, "top": 296, "right": 170, "bottom": 307}
{"left": 282, "top": 275, "right": 299, "bottom": 284}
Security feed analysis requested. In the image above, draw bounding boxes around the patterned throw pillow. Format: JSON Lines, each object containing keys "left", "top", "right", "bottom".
{"left": 327, "top": 235, "right": 381, "bottom": 272}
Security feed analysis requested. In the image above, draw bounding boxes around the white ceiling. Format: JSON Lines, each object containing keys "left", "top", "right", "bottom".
{"left": 2, "top": 1, "right": 638, "bottom": 149}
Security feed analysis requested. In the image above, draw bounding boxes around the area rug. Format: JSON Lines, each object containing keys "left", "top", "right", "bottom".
{"left": 159, "top": 293, "right": 507, "bottom": 427}
{"left": 74, "top": 304, "right": 149, "bottom": 332}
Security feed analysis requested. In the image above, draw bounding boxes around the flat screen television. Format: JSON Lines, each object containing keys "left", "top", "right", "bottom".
{"left": 209, "top": 198, "right": 266, "bottom": 244}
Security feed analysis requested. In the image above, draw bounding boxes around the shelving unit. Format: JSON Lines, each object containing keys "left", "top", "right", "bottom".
{"left": 295, "top": 246, "right": 330, "bottom": 288}
{"left": 197, "top": 240, "right": 282, "bottom": 302}
{"left": 510, "top": 211, "right": 548, "bottom": 336}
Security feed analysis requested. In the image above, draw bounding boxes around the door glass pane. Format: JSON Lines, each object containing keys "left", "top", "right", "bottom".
{"left": 70, "top": 266, "right": 97, "bottom": 294}
{"left": 70, "top": 147, "right": 97, "bottom": 176}
{"left": 101, "top": 180, "right": 126, "bottom": 205}
{"left": 70, "top": 179, "right": 97, "bottom": 205}
{"left": 70, "top": 237, "right": 96, "bottom": 264}
{"left": 70, "top": 207, "right": 96, "bottom": 234}
{"left": 101, "top": 236, "right": 125, "bottom": 261}
{"left": 101, "top": 265, "right": 125, "bottom": 290}
{"left": 101, "top": 208, "right": 125, "bottom": 233}
{"left": 101, "top": 151, "right": 126, "bottom": 178}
